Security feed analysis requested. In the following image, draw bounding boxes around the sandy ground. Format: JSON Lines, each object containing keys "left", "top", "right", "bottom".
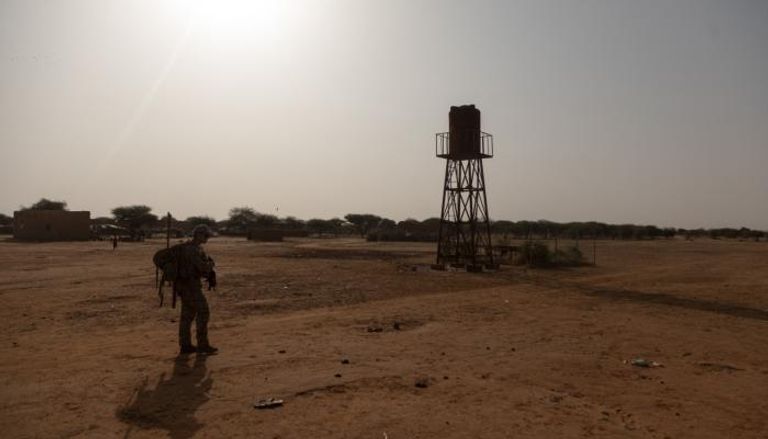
{"left": 0, "top": 236, "right": 766, "bottom": 438}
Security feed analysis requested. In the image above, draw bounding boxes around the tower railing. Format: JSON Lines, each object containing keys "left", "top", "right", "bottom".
{"left": 435, "top": 131, "right": 494, "bottom": 159}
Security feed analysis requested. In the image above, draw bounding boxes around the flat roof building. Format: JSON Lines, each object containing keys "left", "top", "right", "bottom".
{"left": 13, "top": 210, "right": 91, "bottom": 241}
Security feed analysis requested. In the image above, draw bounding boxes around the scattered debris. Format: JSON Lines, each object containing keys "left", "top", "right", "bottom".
{"left": 415, "top": 377, "right": 431, "bottom": 388}
{"left": 625, "top": 358, "right": 664, "bottom": 368}
{"left": 254, "top": 398, "right": 284, "bottom": 409}
{"left": 697, "top": 362, "right": 743, "bottom": 372}
{"left": 367, "top": 325, "right": 383, "bottom": 333}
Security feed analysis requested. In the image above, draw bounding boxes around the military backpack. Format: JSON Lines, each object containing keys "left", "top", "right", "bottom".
{"left": 153, "top": 243, "right": 186, "bottom": 307}
{"left": 153, "top": 244, "right": 184, "bottom": 282}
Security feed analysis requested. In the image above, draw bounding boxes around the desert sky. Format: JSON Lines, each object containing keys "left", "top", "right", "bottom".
{"left": 1, "top": 0, "right": 766, "bottom": 228}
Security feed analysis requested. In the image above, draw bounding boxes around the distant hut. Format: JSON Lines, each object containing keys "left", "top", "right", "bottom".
{"left": 13, "top": 210, "right": 91, "bottom": 241}
{"left": 91, "top": 223, "right": 129, "bottom": 240}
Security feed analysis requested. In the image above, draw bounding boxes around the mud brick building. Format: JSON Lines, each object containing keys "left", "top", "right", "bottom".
{"left": 13, "top": 210, "right": 90, "bottom": 241}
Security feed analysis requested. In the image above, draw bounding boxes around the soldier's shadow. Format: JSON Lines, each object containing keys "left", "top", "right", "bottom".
{"left": 118, "top": 354, "right": 213, "bottom": 439}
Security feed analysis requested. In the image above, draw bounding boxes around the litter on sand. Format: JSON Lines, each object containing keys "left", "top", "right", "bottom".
{"left": 254, "top": 398, "right": 284, "bottom": 409}
{"left": 625, "top": 358, "right": 664, "bottom": 368}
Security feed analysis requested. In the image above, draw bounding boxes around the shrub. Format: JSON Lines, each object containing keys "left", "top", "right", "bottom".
{"left": 552, "top": 246, "right": 584, "bottom": 266}
{"left": 520, "top": 241, "right": 551, "bottom": 267}
{"left": 519, "top": 241, "right": 584, "bottom": 268}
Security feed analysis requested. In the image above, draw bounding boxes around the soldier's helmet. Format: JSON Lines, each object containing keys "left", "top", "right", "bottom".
{"left": 192, "top": 224, "right": 213, "bottom": 238}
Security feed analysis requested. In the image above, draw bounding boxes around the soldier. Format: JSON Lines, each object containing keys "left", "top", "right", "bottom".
{"left": 177, "top": 224, "right": 218, "bottom": 355}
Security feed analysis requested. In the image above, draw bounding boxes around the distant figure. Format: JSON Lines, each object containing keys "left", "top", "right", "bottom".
{"left": 112, "top": 235, "right": 118, "bottom": 250}
{"left": 176, "top": 225, "right": 218, "bottom": 356}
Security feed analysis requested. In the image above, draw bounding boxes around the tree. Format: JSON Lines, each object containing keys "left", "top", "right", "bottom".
{"left": 750, "top": 230, "right": 765, "bottom": 242}
{"left": 111, "top": 205, "right": 158, "bottom": 234}
{"left": 283, "top": 216, "right": 305, "bottom": 230}
{"left": 307, "top": 218, "right": 330, "bottom": 235}
{"left": 0, "top": 213, "right": 12, "bottom": 225}
{"left": 738, "top": 227, "right": 753, "bottom": 240}
{"left": 377, "top": 218, "right": 396, "bottom": 230}
{"left": 328, "top": 218, "right": 345, "bottom": 235}
{"left": 420, "top": 217, "right": 441, "bottom": 232}
{"left": 307, "top": 218, "right": 344, "bottom": 236}
{"left": 227, "top": 207, "right": 258, "bottom": 232}
{"left": 186, "top": 215, "right": 217, "bottom": 229}
{"left": 491, "top": 220, "right": 515, "bottom": 235}
{"left": 344, "top": 213, "right": 382, "bottom": 237}
{"left": 254, "top": 213, "right": 278, "bottom": 228}
{"left": 22, "top": 198, "right": 67, "bottom": 211}
{"left": 91, "top": 216, "right": 116, "bottom": 225}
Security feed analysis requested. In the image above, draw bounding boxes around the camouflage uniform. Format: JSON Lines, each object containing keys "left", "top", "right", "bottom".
{"left": 176, "top": 241, "right": 214, "bottom": 349}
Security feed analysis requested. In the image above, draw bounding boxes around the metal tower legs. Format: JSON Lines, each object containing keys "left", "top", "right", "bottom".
{"left": 436, "top": 158, "right": 494, "bottom": 268}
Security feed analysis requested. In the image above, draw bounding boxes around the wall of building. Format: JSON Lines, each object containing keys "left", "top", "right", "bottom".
{"left": 13, "top": 210, "right": 91, "bottom": 241}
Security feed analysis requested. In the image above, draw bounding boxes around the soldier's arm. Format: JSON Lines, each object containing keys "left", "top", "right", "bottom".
{"left": 192, "top": 246, "right": 214, "bottom": 276}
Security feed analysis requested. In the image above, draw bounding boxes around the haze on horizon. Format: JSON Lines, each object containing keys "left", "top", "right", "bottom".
{"left": 1, "top": 0, "right": 767, "bottom": 229}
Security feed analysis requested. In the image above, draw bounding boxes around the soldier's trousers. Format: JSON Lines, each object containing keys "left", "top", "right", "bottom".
{"left": 177, "top": 283, "right": 210, "bottom": 348}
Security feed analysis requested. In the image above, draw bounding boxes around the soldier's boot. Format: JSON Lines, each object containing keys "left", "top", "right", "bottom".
{"left": 179, "top": 345, "right": 197, "bottom": 354}
{"left": 197, "top": 345, "right": 218, "bottom": 355}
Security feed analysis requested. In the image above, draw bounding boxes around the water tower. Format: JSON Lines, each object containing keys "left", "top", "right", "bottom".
{"left": 435, "top": 105, "right": 495, "bottom": 270}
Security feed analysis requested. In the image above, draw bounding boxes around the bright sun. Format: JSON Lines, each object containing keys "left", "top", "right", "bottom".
{"left": 189, "top": 0, "right": 297, "bottom": 47}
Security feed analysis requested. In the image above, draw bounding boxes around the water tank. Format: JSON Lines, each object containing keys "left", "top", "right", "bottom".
{"left": 449, "top": 105, "right": 481, "bottom": 158}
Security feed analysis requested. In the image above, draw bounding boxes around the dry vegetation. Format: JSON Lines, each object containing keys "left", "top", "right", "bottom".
{"left": 0, "top": 237, "right": 766, "bottom": 438}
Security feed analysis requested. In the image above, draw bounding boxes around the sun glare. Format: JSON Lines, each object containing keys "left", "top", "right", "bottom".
{"left": 190, "top": 0, "right": 296, "bottom": 47}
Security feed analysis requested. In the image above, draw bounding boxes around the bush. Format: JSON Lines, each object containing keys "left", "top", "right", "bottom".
{"left": 552, "top": 246, "right": 584, "bottom": 266}
{"left": 520, "top": 241, "right": 551, "bottom": 267}
{"left": 519, "top": 241, "right": 584, "bottom": 268}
